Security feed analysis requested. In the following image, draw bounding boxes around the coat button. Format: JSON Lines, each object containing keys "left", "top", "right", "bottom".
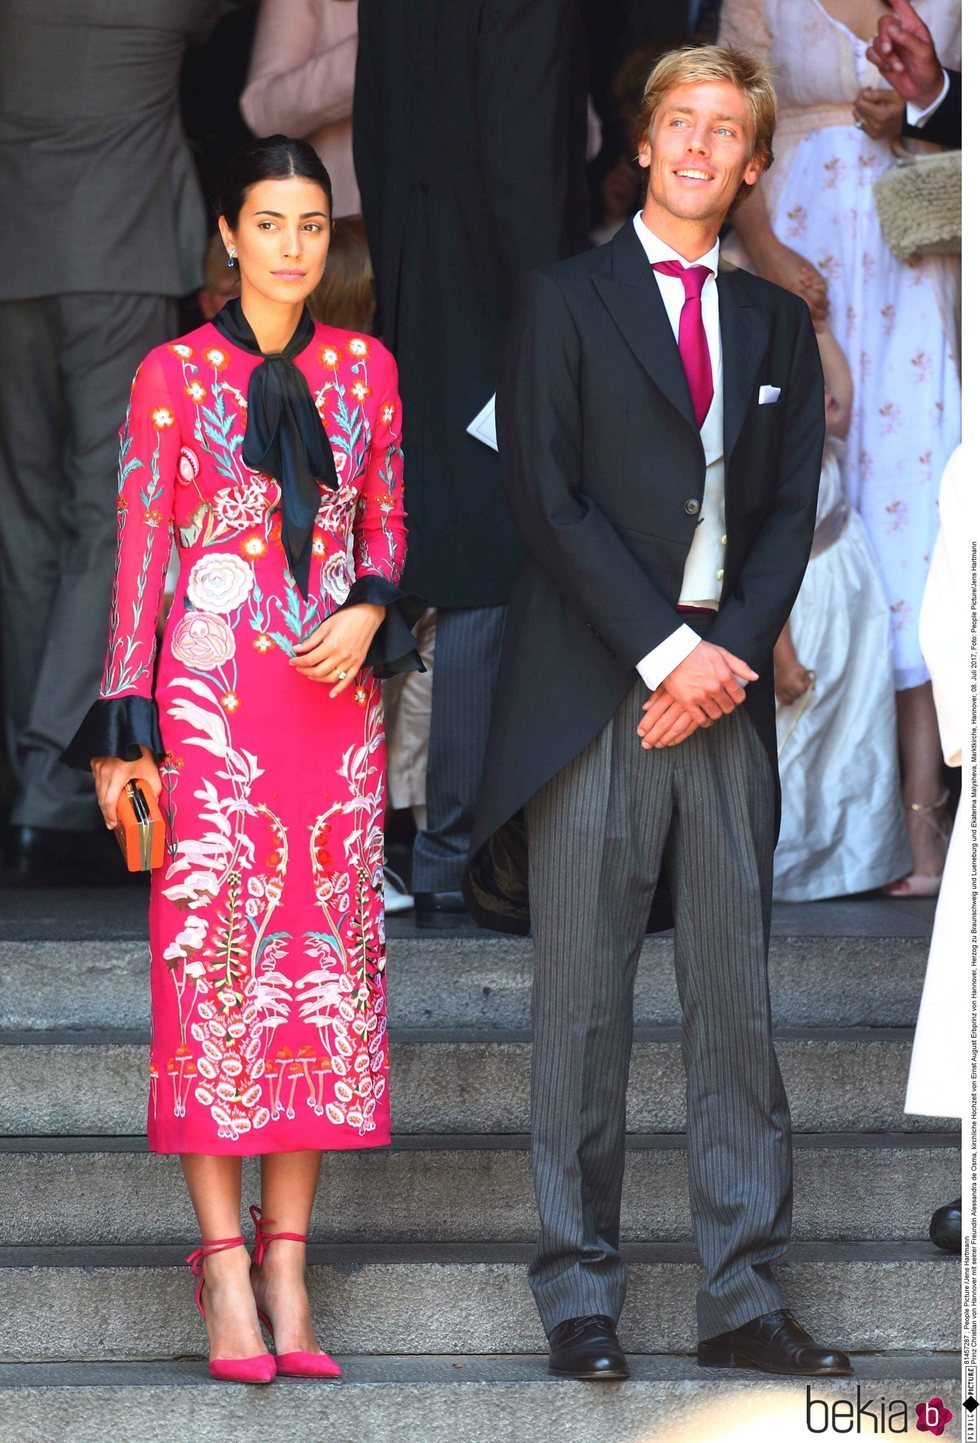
{"left": 721, "top": 533, "right": 727, "bottom": 545}
{"left": 716, "top": 568, "right": 725, "bottom": 581}
{"left": 684, "top": 499, "right": 700, "bottom": 516}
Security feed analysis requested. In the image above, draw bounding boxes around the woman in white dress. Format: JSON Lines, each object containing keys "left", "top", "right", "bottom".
{"left": 904, "top": 445, "right": 968, "bottom": 1248}
{"left": 718, "top": 0, "right": 960, "bottom": 894}
{"left": 772, "top": 327, "right": 910, "bottom": 900}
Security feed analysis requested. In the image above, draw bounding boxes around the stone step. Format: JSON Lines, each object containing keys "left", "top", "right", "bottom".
{"left": 0, "top": 1242, "right": 957, "bottom": 1361}
{"left": 0, "top": 1134, "right": 959, "bottom": 1246}
{"left": 0, "top": 1356, "right": 960, "bottom": 1443}
{"left": 0, "top": 1028, "right": 956, "bottom": 1136}
{"left": 0, "top": 933, "right": 930, "bottom": 1032}
{"left": 0, "top": 890, "right": 937, "bottom": 945}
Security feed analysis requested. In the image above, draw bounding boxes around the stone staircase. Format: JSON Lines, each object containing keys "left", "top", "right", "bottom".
{"left": 0, "top": 889, "right": 961, "bottom": 1442}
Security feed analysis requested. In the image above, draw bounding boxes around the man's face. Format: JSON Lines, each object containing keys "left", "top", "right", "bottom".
{"left": 638, "top": 79, "right": 763, "bottom": 233}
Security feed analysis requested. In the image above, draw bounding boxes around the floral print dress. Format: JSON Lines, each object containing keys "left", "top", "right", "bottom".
{"left": 720, "top": 0, "right": 961, "bottom": 690}
{"left": 89, "top": 321, "right": 410, "bottom": 1154}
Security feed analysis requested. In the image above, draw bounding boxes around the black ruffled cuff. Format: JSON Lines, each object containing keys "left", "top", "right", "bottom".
{"left": 61, "top": 696, "right": 165, "bottom": 771}
{"left": 341, "top": 576, "right": 426, "bottom": 679}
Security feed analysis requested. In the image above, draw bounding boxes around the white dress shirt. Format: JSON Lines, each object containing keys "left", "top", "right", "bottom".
{"left": 906, "top": 68, "right": 950, "bottom": 129}
{"left": 630, "top": 212, "right": 726, "bottom": 691}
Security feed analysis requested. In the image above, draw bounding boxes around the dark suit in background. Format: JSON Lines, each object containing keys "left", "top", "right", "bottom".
{"left": 583, "top": 0, "right": 720, "bottom": 130}
{"left": 354, "top": 0, "right": 588, "bottom": 900}
{"left": 466, "top": 221, "right": 824, "bottom": 1337}
{"left": 0, "top": 0, "right": 216, "bottom": 848}
{"left": 182, "top": 0, "right": 260, "bottom": 218}
{"left": 903, "top": 68, "right": 961, "bottom": 148}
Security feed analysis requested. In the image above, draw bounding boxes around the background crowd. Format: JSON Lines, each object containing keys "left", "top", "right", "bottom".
{"left": 0, "top": 0, "right": 962, "bottom": 925}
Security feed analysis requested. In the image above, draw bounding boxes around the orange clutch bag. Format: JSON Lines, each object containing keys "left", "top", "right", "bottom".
{"left": 114, "top": 779, "right": 165, "bottom": 872}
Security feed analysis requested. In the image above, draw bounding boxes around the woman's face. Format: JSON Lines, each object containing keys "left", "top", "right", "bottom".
{"left": 219, "top": 176, "right": 331, "bottom": 307}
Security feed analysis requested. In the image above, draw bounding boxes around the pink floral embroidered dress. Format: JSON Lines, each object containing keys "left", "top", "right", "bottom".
{"left": 69, "top": 319, "right": 417, "bottom": 1154}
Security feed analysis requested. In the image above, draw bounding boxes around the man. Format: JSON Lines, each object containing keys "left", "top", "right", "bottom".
{"left": 466, "top": 45, "right": 851, "bottom": 1380}
{"left": 0, "top": 0, "right": 215, "bottom": 882}
{"left": 353, "top": 0, "right": 588, "bottom": 928}
{"left": 867, "top": 0, "right": 960, "bottom": 148}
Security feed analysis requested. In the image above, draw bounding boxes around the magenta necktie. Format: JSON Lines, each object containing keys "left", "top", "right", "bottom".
{"left": 651, "top": 260, "right": 714, "bottom": 428}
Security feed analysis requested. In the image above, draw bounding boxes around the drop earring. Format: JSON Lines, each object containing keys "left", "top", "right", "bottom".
{"left": 227, "top": 247, "right": 237, "bottom": 268}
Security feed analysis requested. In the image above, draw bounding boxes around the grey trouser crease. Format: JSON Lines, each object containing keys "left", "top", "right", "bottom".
{"left": 0, "top": 293, "right": 175, "bottom": 828}
{"left": 411, "top": 602, "right": 507, "bottom": 892}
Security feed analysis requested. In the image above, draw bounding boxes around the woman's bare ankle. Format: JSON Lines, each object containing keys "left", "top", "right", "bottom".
{"left": 201, "top": 1249, "right": 266, "bottom": 1359}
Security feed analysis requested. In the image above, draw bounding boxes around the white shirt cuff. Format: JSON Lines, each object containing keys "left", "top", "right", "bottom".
{"left": 906, "top": 69, "right": 950, "bottom": 127}
{"left": 636, "top": 624, "right": 702, "bottom": 692}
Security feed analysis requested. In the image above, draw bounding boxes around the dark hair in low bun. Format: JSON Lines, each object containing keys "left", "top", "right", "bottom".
{"left": 217, "top": 135, "right": 333, "bottom": 227}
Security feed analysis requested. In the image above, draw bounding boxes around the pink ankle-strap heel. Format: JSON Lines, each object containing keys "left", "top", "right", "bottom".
{"left": 249, "top": 1205, "right": 343, "bottom": 1380}
{"left": 186, "top": 1233, "right": 277, "bottom": 1384}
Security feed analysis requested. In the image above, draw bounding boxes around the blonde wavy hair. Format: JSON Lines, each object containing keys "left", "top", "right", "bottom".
{"left": 637, "top": 45, "right": 777, "bottom": 206}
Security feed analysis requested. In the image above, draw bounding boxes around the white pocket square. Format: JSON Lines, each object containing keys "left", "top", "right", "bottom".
{"left": 758, "top": 385, "right": 781, "bottom": 405}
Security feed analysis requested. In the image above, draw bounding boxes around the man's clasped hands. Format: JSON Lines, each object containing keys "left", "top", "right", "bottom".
{"left": 637, "top": 641, "right": 758, "bottom": 750}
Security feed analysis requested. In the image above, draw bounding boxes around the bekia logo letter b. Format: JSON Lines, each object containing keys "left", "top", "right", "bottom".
{"left": 915, "top": 1396, "right": 953, "bottom": 1436}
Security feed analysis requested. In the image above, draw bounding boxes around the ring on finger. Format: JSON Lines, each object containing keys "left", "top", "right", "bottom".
{"left": 335, "top": 668, "right": 348, "bottom": 680}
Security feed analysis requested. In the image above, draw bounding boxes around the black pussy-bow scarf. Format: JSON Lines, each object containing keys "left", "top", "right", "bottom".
{"left": 212, "top": 297, "right": 337, "bottom": 597}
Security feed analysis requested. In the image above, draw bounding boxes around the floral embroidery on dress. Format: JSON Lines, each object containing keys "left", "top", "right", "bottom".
{"left": 95, "top": 322, "right": 407, "bottom": 1153}
{"left": 170, "top": 612, "right": 236, "bottom": 671}
{"left": 187, "top": 553, "right": 254, "bottom": 613}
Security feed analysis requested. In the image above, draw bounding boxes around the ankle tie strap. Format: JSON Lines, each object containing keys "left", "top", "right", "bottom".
{"left": 249, "top": 1204, "right": 309, "bottom": 1268}
{"left": 185, "top": 1234, "right": 247, "bottom": 1321}
{"left": 186, "top": 1234, "right": 246, "bottom": 1276}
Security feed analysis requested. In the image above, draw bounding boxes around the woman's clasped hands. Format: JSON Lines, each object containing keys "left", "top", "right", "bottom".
{"left": 751, "top": 236, "right": 830, "bottom": 328}
{"left": 852, "top": 86, "right": 905, "bottom": 141}
{"left": 289, "top": 602, "right": 385, "bottom": 697}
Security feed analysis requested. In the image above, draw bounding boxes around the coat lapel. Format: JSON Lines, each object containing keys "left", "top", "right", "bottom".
{"left": 592, "top": 224, "right": 697, "bottom": 431}
{"left": 592, "top": 228, "right": 772, "bottom": 454}
{"left": 718, "top": 263, "right": 770, "bottom": 463}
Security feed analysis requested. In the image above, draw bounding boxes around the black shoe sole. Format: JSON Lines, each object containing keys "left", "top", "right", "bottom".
{"left": 698, "top": 1347, "right": 852, "bottom": 1377}
{"left": 548, "top": 1365, "right": 631, "bottom": 1381}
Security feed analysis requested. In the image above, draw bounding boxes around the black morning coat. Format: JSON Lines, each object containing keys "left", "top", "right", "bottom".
{"left": 464, "top": 219, "right": 825, "bottom": 934}
{"left": 353, "top": 0, "right": 589, "bottom": 608}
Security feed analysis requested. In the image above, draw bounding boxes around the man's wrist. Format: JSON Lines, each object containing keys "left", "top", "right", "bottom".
{"left": 636, "top": 624, "right": 701, "bottom": 692}
{"left": 907, "top": 67, "right": 949, "bottom": 125}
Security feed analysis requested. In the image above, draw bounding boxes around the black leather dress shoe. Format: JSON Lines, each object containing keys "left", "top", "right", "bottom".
{"left": 3, "top": 825, "right": 134, "bottom": 887}
{"left": 930, "top": 1199, "right": 962, "bottom": 1253}
{"left": 547, "top": 1314, "right": 630, "bottom": 1380}
{"left": 698, "top": 1310, "right": 852, "bottom": 1376}
{"left": 414, "top": 890, "right": 471, "bottom": 929}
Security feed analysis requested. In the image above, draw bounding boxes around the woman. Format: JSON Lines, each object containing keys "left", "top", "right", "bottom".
{"left": 904, "top": 445, "right": 967, "bottom": 1250}
{"left": 718, "top": 0, "right": 961, "bottom": 895}
{"left": 64, "top": 136, "right": 420, "bottom": 1383}
{"left": 240, "top": 0, "right": 360, "bottom": 219}
{"left": 771, "top": 326, "right": 910, "bottom": 900}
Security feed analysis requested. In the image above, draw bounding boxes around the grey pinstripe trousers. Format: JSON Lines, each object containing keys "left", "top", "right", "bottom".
{"left": 526, "top": 678, "right": 792, "bottom": 1340}
{"left": 412, "top": 604, "right": 508, "bottom": 892}
{"left": 0, "top": 293, "right": 176, "bottom": 828}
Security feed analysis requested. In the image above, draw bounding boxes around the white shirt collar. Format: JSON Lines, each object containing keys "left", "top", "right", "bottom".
{"left": 632, "top": 212, "right": 720, "bottom": 278}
